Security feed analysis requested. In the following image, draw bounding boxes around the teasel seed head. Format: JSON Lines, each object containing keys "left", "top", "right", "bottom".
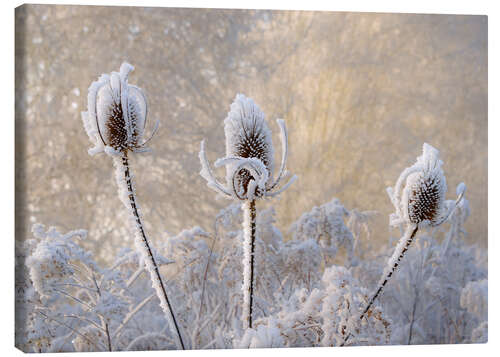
{"left": 387, "top": 143, "right": 465, "bottom": 228}
{"left": 199, "top": 94, "right": 297, "bottom": 200}
{"left": 82, "top": 62, "right": 158, "bottom": 156}
{"left": 224, "top": 94, "right": 274, "bottom": 198}
{"left": 406, "top": 171, "right": 445, "bottom": 226}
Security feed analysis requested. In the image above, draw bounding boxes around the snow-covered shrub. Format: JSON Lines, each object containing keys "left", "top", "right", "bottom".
{"left": 461, "top": 280, "right": 487, "bottom": 322}
{"left": 20, "top": 225, "right": 130, "bottom": 352}
{"left": 460, "top": 280, "right": 488, "bottom": 343}
{"left": 290, "top": 198, "right": 354, "bottom": 266}
{"left": 17, "top": 187, "right": 487, "bottom": 351}
{"left": 237, "top": 266, "right": 391, "bottom": 348}
{"left": 17, "top": 125, "right": 487, "bottom": 351}
{"left": 16, "top": 223, "right": 193, "bottom": 353}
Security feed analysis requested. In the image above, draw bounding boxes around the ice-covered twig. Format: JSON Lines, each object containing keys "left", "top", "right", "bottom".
{"left": 242, "top": 200, "right": 257, "bottom": 328}
{"left": 364, "top": 225, "right": 418, "bottom": 318}
{"left": 114, "top": 155, "right": 185, "bottom": 350}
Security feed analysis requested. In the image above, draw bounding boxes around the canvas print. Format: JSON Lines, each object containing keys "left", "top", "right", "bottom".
{"left": 15, "top": 4, "right": 487, "bottom": 352}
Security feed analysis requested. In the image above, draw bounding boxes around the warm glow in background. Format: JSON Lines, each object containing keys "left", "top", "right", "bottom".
{"left": 15, "top": 5, "right": 487, "bottom": 262}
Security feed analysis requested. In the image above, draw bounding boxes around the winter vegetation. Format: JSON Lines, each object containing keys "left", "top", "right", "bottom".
{"left": 15, "top": 62, "right": 487, "bottom": 351}
{"left": 200, "top": 93, "right": 296, "bottom": 328}
{"left": 15, "top": 5, "right": 487, "bottom": 353}
{"left": 16, "top": 171, "right": 487, "bottom": 351}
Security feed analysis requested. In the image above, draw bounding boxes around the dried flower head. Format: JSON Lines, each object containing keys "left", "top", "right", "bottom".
{"left": 387, "top": 143, "right": 466, "bottom": 227}
{"left": 199, "top": 94, "right": 297, "bottom": 200}
{"left": 224, "top": 95, "right": 274, "bottom": 197}
{"left": 82, "top": 62, "right": 158, "bottom": 156}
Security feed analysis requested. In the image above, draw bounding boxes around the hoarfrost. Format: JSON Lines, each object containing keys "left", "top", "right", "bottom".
{"left": 199, "top": 93, "right": 297, "bottom": 201}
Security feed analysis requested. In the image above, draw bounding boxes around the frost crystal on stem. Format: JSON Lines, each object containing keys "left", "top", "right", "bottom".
{"left": 82, "top": 63, "right": 184, "bottom": 350}
{"left": 342, "top": 143, "right": 466, "bottom": 346}
{"left": 242, "top": 200, "right": 257, "bottom": 328}
{"left": 199, "top": 94, "right": 297, "bottom": 330}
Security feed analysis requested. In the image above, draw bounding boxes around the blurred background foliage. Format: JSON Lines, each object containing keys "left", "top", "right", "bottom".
{"left": 15, "top": 5, "right": 487, "bottom": 262}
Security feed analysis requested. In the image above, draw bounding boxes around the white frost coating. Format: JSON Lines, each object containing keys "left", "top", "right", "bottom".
{"left": 456, "top": 182, "right": 466, "bottom": 197}
{"left": 224, "top": 94, "right": 274, "bottom": 184}
{"left": 241, "top": 200, "right": 255, "bottom": 328}
{"left": 376, "top": 223, "right": 417, "bottom": 294}
{"left": 238, "top": 265, "right": 390, "bottom": 348}
{"left": 267, "top": 119, "right": 288, "bottom": 190}
{"left": 20, "top": 191, "right": 486, "bottom": 350}
{"left": 215, "top": 157, "right": 269, "bottom": 199}
{"left": 341, "top": 224, "right": 418, "bottom": 346}
{"left": 26, "top": 225, "right": 88, "bottom": 298}
{"left": 460, "top": 279, "right": 488, "bottom": 321}
{"left": 236, "top": 318, "right": 285, "bottom": 348}
{"left": 119, "top": 63, "right": 134, "bottom": 144}
{"left": 289, "top": 198, "right": 354, "bottom": 262}
{"left": 81, "top": 62, "right": 154, "bottom": 156}
{"left": 265, "top": 174, "right": 298, "bottom": 198}
{"left": 386, "top": 143, "right": 464, "bottom": 228}
{"left": 199, "top": 94, "right": 296, "bottom": 201}
{"left": 199, "top": 140, "right": 231, "bottom": 197}
{"left": 112, "top": 157, "right": 184, "bottom": 350}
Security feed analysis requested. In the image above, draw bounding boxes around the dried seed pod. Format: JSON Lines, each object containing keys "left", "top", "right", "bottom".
{"left": 224, "top": 94, "right": 274, "bottom": 197}
{"left": 387, "top": 143, "right": 464, "bottom": 228}
{"left": 199, "top": 93, "right": 297, "bottom": 200}
{"left": 82, "top": 63, "right": 157, "bottom": 156}
{"left": 404, "top": 152, "right": 446, "bottom": 226}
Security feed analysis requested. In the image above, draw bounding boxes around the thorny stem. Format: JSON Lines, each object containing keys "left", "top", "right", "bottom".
{"left": 121, "top": 155, "right": 185, "bottom": 350}
{"left": 243, "top": 199, "right": 257, "bottom": 329}
{"left": 341, "top": 225, "right": 419, "bottom": 346}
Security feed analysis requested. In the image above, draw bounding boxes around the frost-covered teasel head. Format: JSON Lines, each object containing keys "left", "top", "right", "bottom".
{"left": 224, "top": 95, "right": 274, "bottom": 197}
{"left": 387, "top": 143, "right": 466, "bottom": 227}
{"left": 199, "top": 94, "right": 297, "bottom": 200}
{"left": 82, "top": 62, "right": 158, "bottom": 156}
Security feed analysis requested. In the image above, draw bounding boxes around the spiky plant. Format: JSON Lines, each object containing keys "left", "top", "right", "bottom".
{"left": 81, "top": 63, "right": 185, "bottom": 350}
{"left": 342, "top": 143, "right": 466, "bottom": 346}
{"left": 199, "top": 94, "right": 297, "bottom": 329}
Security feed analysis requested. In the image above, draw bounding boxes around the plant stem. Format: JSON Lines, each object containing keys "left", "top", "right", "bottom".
{"left": 242, "top": 199, "right": 257, "bottom": 329}
{"left": 341, "top": 224, "right": 418, "bottom": 346}
{"left": 199, "top": 219, "right": 219, "bottom": 318}
{"left": 119, "top": 154, "right": 185, "bottom": 350}
{"left": 91, "top": 272, "right": 112, "bottom": 352}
